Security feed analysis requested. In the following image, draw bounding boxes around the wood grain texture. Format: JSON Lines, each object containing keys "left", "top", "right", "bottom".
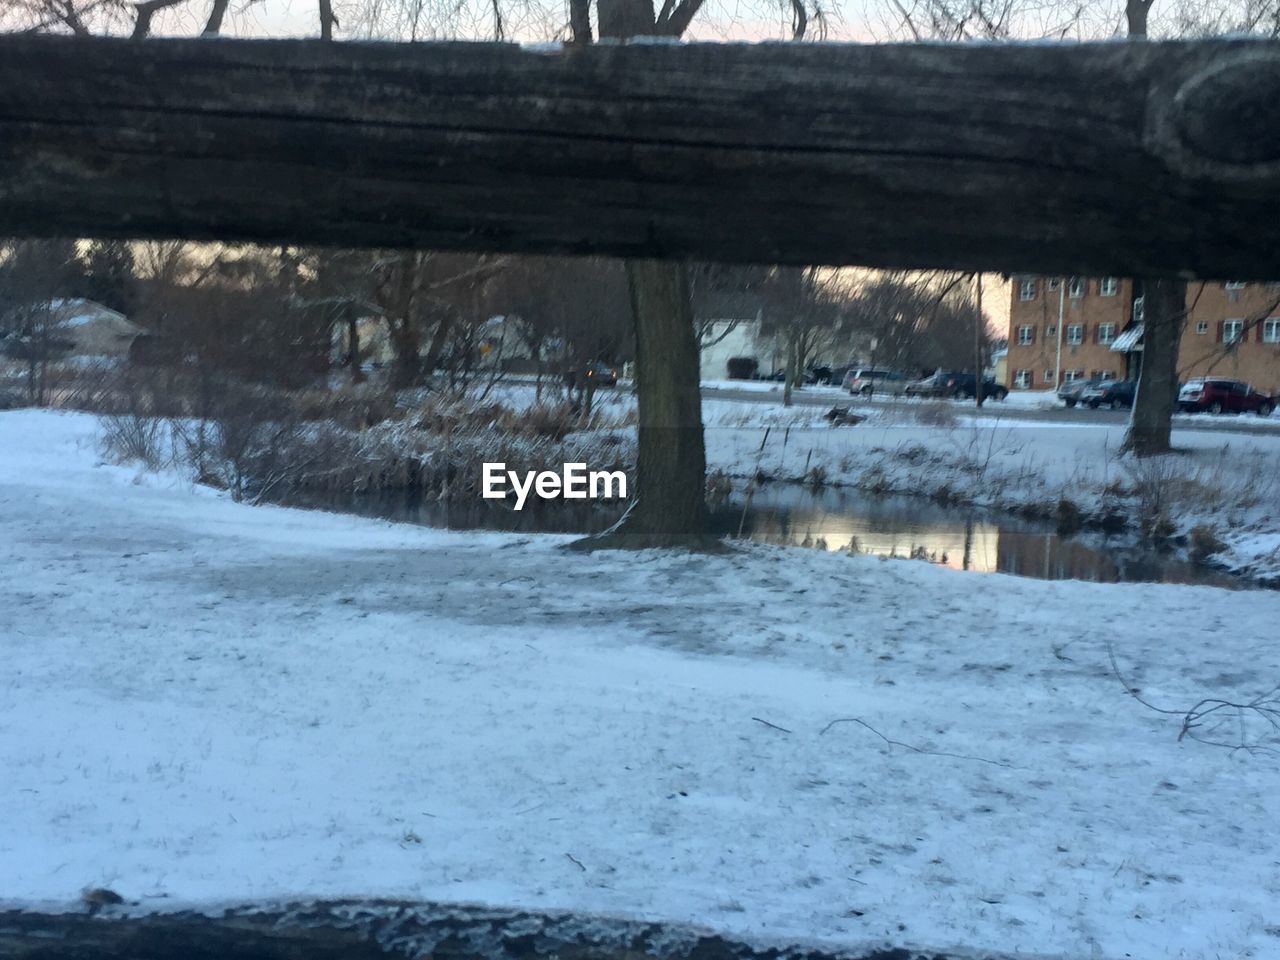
{"left": 0, "top": 35, "right": 1278, "bottom": 277}
{"left": 0, "top": 899, "right": 1039, "bottom": 960}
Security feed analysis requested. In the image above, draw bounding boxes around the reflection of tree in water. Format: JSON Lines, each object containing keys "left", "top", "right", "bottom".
{"left": 284, "top": 484, "right": 1246, "bottom": 589}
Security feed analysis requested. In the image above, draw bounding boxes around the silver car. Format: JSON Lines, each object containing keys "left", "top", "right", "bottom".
{"left": 842, "top": 368, "right": 909, "bottom": 396}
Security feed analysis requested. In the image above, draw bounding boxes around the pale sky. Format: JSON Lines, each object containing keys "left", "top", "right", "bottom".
{"left": 138, "top": 0, "right": 1134, "bottom": 44}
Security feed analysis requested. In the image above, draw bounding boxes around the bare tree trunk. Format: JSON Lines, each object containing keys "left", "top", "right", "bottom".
{"left": 1121, "top": 0, "right": 1184, "bottom": 456}
{"left": 420, "top": 313, "right": 453, "bottom": 383}
{"left": 608, "top": 258, "right": 711, "bottom": 544}
{"left": 1123, "top": 278, "right": 1184, "bottom": 455}
{"left": 597, "top": 0, "right": 656, "bottom": 40}
{"left": 318, "top": 0, "right": 337, "bottom": 40}
{"left": 346, "top": 311, "right": 365, "bottom": 384}
{"left": 581, "top": 0, "right": 713, "bottom": 548}
{"left": 1126, "top": 0, "right": 1152, "bottom": 36}
{"left": 782, "top": 330, "right": 795, "bottom": 407}
{"left": 388, "top": 320, "right": 423, "bottom": 390}
{"left": 569, "top": 0, "right": 593, "bottom": 43}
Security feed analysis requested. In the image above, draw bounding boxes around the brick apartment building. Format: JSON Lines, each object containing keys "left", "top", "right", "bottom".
{"left": 1005, "top": 277, "right": 1280, "bottom": 393}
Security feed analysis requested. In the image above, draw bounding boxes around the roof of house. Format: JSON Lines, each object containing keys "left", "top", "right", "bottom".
{"left": 47, "top": 298, "right": 139, "bottom": 332}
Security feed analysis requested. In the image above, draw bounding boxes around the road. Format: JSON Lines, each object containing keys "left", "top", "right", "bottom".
{"left": 700, "top": 385, "right": 1280, "bottom": 437}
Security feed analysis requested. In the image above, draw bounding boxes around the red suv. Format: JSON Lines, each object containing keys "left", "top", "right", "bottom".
{"left": 1178, "top": 378, "right": 1274, "bottom": 416}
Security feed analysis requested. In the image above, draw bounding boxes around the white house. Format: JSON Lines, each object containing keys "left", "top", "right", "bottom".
{"left": 48, "top": 299, "right": 144, "bottom": 358}
{"left": 699, "top": 317, "right": 770, "bottom": 381}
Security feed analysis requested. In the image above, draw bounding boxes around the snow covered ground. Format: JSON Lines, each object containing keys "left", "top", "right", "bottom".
{"left": 3, "top": 409, "right": 1280, "bottom": 960}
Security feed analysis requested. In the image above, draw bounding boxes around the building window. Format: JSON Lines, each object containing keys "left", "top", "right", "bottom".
{"left": 1133, "top": 296, "right": 1145, "bottom": 322}
{"left": 1195, "top": 320, "right": 1209, "bottom": 335}
{"left": 1092, "top": 369, "right": 1115, "bottom": 380}
{"left": 1019, "top": 279, "right": 1037, "bottom": 301}
{"left": 1047, "top": 278, "right": 1061, "bottom": 291}
{"left": 1264, "top": 318, "right": 1280, "bottom": 343}
{"left": 1017, "top": 324, "right": 1035, "bottom": 345}
{"left": 1225, "top": 281, "right": 1247, "bottom": 290}
{"left": 1100, "top": 278, "right": 1118, "bottom": 296}
{"left": 1066, "top": 324, "right": 1083, "bottom": 345}
{"left": 1046, "top": 325, "right": 1056, "bottom": 337}
{"left": 1224, "top": 319, "right": 1244, "bottom": 343}
{"left": 1044, "top": 369, "right": 1055, "bottom": 384}
{"left": 1098, "top": 322, "right": 1116, "bottom": 344}
{"left": 1014, "top": 369, "right": 1032, "bottom": 388}
{"left": 1068, "top": 277, "right": 1085, "bottom": 298}
{"left": 1064, "top": 369, "right": 1082, "bottom": 382}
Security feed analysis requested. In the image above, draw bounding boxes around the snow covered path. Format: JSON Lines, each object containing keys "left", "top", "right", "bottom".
{"left": 3, "top": 411, "right": 1280, "bottom": 959}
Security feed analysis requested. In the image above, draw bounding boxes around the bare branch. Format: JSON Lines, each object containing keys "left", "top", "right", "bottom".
{"left": 202, "top": 0, "right": 229, "bottom": 34}
{"left": 131, "top": 0, "right": 188, "bottom": 37}
{"left": 820, "top": 716, "right": 1011, "bottom": 766}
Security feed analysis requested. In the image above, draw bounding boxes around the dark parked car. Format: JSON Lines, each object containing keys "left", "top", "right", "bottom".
{"left": 905, "top": 370, "right": 1008, "bottom": 400}
{"left": 1178, "top": 378, "right": 1274, "bottom": 416}
{"left": 1080, "top": 379, "right": 1137, "bottom": 410}
{"left": 585, "top": 361, "right": 618, "bottom": 387}
{"left": 566, "top": 361, "right": 618, "bottom": 389}
{"left": 1057, "top": 375, "right": 1105, "bottom": 408}
{"left": 805, "top": 365, "right": 835, "bottom": 385}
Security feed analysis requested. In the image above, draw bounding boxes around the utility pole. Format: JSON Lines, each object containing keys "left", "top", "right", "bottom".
{"left": 974, "top": 273, "right": 985, "bottom": 408}
{"left": 1054, "top": 279, "right": 1065, "bottom": 390}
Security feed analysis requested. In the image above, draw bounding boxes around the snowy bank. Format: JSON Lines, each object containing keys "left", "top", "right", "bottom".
{"left": 3, "top": 410, "right": 1280, "bottom": 959}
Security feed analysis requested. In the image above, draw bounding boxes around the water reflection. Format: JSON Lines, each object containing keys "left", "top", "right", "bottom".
{"left": 721, "top": 491, "right": 1000, "bottom": 572}
{"left": 283, "top": 484, "right": 1251, "bottom": 590}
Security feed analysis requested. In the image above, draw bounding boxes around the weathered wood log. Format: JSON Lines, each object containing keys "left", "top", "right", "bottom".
{"left": 0, "top": 899, "right": 1039, "bottom": 960}
{"left": 1, "top": 35, "right": 1279, "bottom": 277}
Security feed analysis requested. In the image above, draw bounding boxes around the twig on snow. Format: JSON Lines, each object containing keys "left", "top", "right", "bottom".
{"left": 565, "top": 853, "right": 586, "bottom": 871}
{"left": 1107, "top": 641, "right": 1280, "bottom": 753}
{"left": 752, "top": 717, "right": 793, "bottom": 733}
{"left": 820, "top": 717, "right": 1010, "bottom": 767}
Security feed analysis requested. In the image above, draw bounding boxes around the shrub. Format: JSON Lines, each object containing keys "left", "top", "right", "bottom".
{"left": 705, "top": 469, "right": 734, "bottom": 504}
{"left": 1056, "top": 497, "right": 1083, "bottom": 535}
{"left": 1188, "top": 524, "right": 1226, "bottom": 563}
{"left": 99, "top": 412, "right": 168, "bottom": 468}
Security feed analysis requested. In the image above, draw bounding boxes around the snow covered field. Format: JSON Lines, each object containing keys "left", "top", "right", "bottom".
{"left": 3, "top": 409, "right": 1280, "bottom": 959}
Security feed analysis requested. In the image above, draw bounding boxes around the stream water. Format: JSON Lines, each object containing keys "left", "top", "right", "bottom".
{"left": 282, "top": 484, "right": 1250, "bottom": 589}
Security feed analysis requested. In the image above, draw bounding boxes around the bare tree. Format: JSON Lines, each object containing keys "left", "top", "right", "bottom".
{"left": 755, "top": 266, "right": 842, "bottom": 406}
{"left": 0, "top": 239, "right": 82, "bottom": 404}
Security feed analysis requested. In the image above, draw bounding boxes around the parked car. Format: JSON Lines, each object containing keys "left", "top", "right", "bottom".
{"left": 1057, "top": 375, "right": 1105, "bottom": 408}
{"left": 905, "top": 370, "right": 1007, "bottom": 400}
{"left": 805, "top": 365, "right": 835, "bottom": 385}
{"left": 585, "top": 361, "right": 618, "bottom": 387}
{"left": 1178, "top": 378, "right": 1274, "bottom": 416}
{"left": 1081, "top": 379, "right": 1137, "bottom": 410}
{"left": 842, "top": 368, "right": 908, "bottom": 396}
{"left": 566, "top": 361, "right": 618, "bottom": 389}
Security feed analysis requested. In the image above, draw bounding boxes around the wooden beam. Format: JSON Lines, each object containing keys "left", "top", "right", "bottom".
{"left": 1, "top": 35, "right": 1279, "bottom": 277}
{"left": 0, "top": 899, "right": 1043, "bottom": 960}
